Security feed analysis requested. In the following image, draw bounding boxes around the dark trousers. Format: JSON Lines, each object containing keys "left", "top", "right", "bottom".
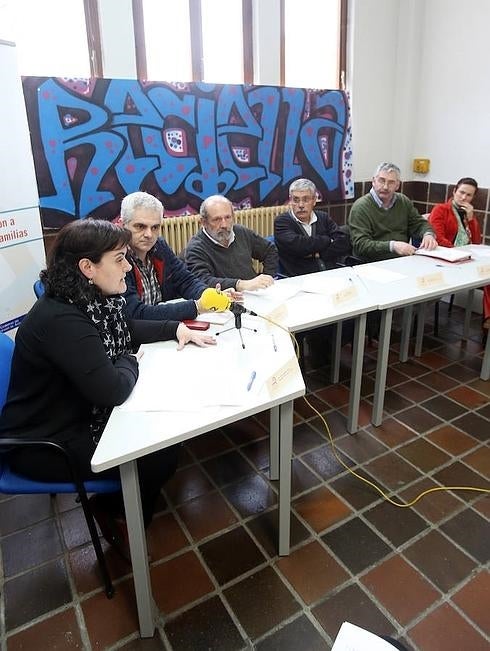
{"left": 8, "top": 431, "right": 179, "bottom": 527}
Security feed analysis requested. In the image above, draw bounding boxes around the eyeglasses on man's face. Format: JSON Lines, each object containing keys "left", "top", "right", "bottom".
{"left": 374, "top": 176, "right": 398, "bottom": 189}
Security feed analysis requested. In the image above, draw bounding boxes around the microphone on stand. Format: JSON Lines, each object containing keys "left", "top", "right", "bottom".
{"left": 199, "top": 288, "right": 258, "bottom": 317}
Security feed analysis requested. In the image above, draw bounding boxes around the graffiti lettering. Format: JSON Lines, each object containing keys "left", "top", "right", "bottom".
{"left": 22, "top": 77, "right": 353, "bottom": 225}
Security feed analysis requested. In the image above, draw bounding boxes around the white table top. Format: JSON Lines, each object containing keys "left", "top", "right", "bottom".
{"left": 353, "top": 249, "right": 490, "bottom": 310}
{"left": 92, "top": 321, "right": 305, "bottom": 473}
{"left": 242, "top": 266, "right": 379, "bottom": 333}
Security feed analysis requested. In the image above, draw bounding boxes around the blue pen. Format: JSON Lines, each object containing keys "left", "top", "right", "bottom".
{"left": 247, "top": 370, "right": 257, "bottom": 391}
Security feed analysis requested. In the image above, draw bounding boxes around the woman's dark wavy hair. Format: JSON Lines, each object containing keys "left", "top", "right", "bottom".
{"left": 40, "top": 219, "right": 131, "bottom": 303}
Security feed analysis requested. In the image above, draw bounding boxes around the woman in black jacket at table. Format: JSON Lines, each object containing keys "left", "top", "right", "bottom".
{"left": 0, "top": 219, "right": 215, "bottom": 559}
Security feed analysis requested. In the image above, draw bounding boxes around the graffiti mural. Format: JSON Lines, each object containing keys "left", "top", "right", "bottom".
{"left": 22, "top": 77, "right": 353, "bottom": 227}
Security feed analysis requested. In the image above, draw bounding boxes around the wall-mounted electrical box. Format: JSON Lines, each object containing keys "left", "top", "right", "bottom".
{"left": 413, "top": 158, "right": 430, "bottom": 174}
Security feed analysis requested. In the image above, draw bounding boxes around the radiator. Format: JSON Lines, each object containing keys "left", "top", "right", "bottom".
{"left": 161, "top": 205, "right": 287, "bottom": 255}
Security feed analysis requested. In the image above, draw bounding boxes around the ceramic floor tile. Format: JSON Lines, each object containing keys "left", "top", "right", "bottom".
{"left": 461, "top": 446, "right": 490, "bottom": 478}
{"left": 321, "top": 518, "right": 391, "bottom": 574}
{"left": 222, "top": 475, "right": 277, "bottom": 518}
{"left": 6, "top": 608, "right": 83, "bottom": 651}
{"left": 59, "top": 506, "right": 92, "bottom": 550}
{"left": 293, "top": 486, "right": 352, "bottom": 533}
{"left": 403, "top": 530, "right": 476, "bottom": 592}
{"left": 199, "top": 525, "right": 266, "bottom": 585}
{"left": 451, "top": 570, "right": 490, "bottom": 636}
{"left": 300, "top": 444, "right": 352, "bottom": 481}
{"left": 150, "top": 551, "right": 214, "bottom": 615}
{"left": 164, "top": 596, "right": 244, "bottom": 651}
{"left": 440, "top": 508, "right": 490, "bottom": 563}
{"left": 397, "top": 438, "right": 451, "bottom": 473}
{"left": 164, "top": 464, "right": 215, "bottom": 506}
{"left": 224, "top": 566, "right": 300, "bottom": 640}
{"left": 334, "top": 430, "right": 388, "bottom": 464}
{"left": 184, "top": 430, "right": 233, "bottom": 460}
{"left": 390, "top": 359, "right": 430, "bottom": 379}
{"left": 393, "top": 405, "right": 444, "bottom": 434}
{"left": 418, "top": 370, "right": 459, "bottom": 391}
{"left": 1, "top": 518, "right": 62, "bottom": 577}
{"left": 147, "top": 512, "right": 189, "bottom": 561}
{"left": 82, "top": 578, "right": 140, "bottom": 648}
{"left": 330, "top": 471, "right": 382, "bottom": 510}
{"left": 450, "top": 411, "right": 490, "bottom": 441}
{"left": 366, "top": 418, "right": 417, "bottom": 448}
{"left": 255, "top": 614, "right": 329, "bottom": 650}
{"left": 380, "top": 389, "right": 414, "bottom": 413}
{"left": 223, "top": 416, "right": 268, "bottom": 445}
{"left": 364, "top": 452, "right": 422, "bottom": 490}
{"left": 0, "top": 494, "right": 54, "bottom": 536}
{"left": 241, "top": 438, "right": 271, "bottom": 471}
{"left": 408, "top": 602, "right": 489, "bottom": 651}
{"left": 4, "top": 558, "right": 72, "bottom": 631}
{"left": 432, "top": 460, "right": 489, "bottom": 491}
{"left": 398, "top": 477, "right": 464, "bottom": 524}
{"left": 416, "top": 350, "right": 452, "bottom": 369}
{"left": 315, "top": 384, "right": 350, "bottom": 408}
{"left": 446, "top": 385, "right": 489, "bottom": 408}
{"left": 276, "top": 540, "right": 349, "bottom": 604}
{"left": 361, "top": 554, "right": 440, "bottom": 626}
{"left": 441, "top": 362, "right": 480, "bottom": 383}
{"left": 420, "top": 395, "right": 467, "bottom": 421}
{"left": 312, "top": 583, "right": 395, "bottom": 641}
{"left": 69, "top": 541, "right": 129, "bottom": 596}
{"left": 177, "top": 491, "right": 237, "bottom": 542}
{"left": 394, "top": 379, "right": 436, "bottom": 402}
{"left": 293, "top": 394, "right": 328, "bottom": 419}
{"left": 363, "top": 500, "right": 428, "bottom": 547}
{"left": 426, "top": 424, "right": 480, "bottom": 455}
{"left": 290, "top": 458, "right": 321, "bottom": 496}
{"left": 291, "top": 421, "right": 327, "bottom": 454}
{"left": 202, "top": 450, "right": 256, "bottom": 487}
{"left": 118, "top": 634, "right": 166, "bottom": 649}
{"left": 246, "top": 509, "right": 311, "bottom": 558}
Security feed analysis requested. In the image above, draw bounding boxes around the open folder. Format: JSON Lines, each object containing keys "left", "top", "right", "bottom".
{"left": 414, "top": 245, "right": 471, "bottom": 263}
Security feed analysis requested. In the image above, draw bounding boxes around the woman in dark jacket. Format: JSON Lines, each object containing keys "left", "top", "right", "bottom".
{"left": 0, "top": 219, "right": 215, "bottom": 558}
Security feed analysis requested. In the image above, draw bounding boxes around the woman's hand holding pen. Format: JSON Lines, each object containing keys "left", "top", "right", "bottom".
{"left": 176, "top": 323, "right": 217, "bottom": 350}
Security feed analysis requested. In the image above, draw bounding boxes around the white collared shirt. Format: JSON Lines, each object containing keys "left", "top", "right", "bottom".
{"left": 290, "top": 209, "right": 318, "bottom": 236}
{"left": 202, "top": 227, "right": 235, "bottom": 247}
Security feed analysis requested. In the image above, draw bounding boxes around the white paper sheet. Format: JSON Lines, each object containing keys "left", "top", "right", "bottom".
{"left": 332, "top": 622, "right": 399, "bottom": 651}
{"left": 120, "top": 330, "right": 296, "bottom": 412}
{"left": 354, "top": 266, "right": 406, "bottom": 283}
{"left": 299, "top": 275, "right": 352, "bottom": 295}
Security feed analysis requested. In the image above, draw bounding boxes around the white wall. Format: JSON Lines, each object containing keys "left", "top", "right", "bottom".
{"left": 348, "top": 0, "right": 490, "bottom": 186}
{"left": 413, "top": 0, "right": 490, "bottom": 186}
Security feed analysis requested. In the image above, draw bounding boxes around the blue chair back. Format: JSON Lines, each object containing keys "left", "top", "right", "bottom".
{"left": 33, "top": 279, "right": 45, "bottom": 298}
{"left": 0, "top": 332, "right": 14, "bottom": 409}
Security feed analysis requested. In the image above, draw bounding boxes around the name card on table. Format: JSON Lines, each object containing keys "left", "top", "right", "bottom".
{"left": 477, "top": 264, "right": 490, "bottom": 279}
{"left": 416, "top": 271, "right": 444, "bottom": 289}
{"left": 266, "top": 357, "right": 297, "bottom": 398}
{"left": 332, "top": 284, "right": 358, "bottom": 306}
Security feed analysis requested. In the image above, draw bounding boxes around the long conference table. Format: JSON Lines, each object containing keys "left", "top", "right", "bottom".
{"left": 92, "top": 322, "right": 305, "bottom": 637}
{"left": 91, "top": 244, "right": 490, "bottom": 636}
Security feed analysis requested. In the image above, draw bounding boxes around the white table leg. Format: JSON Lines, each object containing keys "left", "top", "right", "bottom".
{"left": 120, "top": 461, "right": 155, "bottom": 638}
{"left": 269, "top": 405, "right": 279, "bottom": 480}
{"left": 481, "top": 329, "right": 490, "bottom": 380}
{"left": 278, "top": 399, "right": 293, "bottom": 556}
{"left": 414, "top": 302, "right": 426, "bottom": 357}
{"left": 347, "top": 313, "right": 366, "bottom": 434}
{"left": 399, "top": 305, "right": 413, "bottom": 362}
{"left": 463, "top": 289, "right": 475, "bottom": 338}
{"left": 330, "top": 322, "right": 342, "bottom": 384}
{"left": 372, "top": 308, "right": 393, "bottom": 426}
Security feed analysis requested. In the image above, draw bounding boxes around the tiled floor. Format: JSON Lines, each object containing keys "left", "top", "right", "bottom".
{"left": 1, "top": 303, "right": 489, "bottom": 650}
